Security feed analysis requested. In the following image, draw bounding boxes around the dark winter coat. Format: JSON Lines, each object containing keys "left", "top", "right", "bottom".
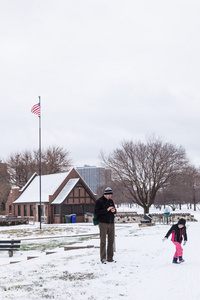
{"left": 165, "top": 223, "right": 187, "bottom": 244}
{"left": 94, "top": 195, "right": 116, "bottom": 224}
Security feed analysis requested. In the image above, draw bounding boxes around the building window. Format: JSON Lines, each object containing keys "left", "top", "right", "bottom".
{"left": 54, "top": 205, "right": 59, "bottom": 214}
{"left": 9, "top": 205, "right": 12, "bottom": 214}
{"left": 18, "top": 205, "right": 21, "bottom": 216}
{"left": 30, "top": 205, "right": 33, "bottom": 216}
{"left": 24, "top": 205, "right": 27, "bottom": 216}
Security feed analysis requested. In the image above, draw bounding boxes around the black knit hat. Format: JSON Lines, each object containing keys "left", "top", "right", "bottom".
{"left": 104, "top": 187, "right": 113, "bottom": 195}
{"left": 178, "top": 218, "right": 186, "bottom": 226}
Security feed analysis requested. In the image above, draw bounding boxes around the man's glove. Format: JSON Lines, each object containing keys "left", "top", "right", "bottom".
{"left": 183, "top": 241, "right": 187, "bottom": 246}
{"left": 162, "top": 237, "right": 167, "bottom": 242}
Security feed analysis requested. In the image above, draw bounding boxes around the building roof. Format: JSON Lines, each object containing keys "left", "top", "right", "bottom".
{"left": 19, "top": 172, "right": 37, "bottom": 192}
{"left": 14, "top": 171, "right": 70, "bottom": 204}
{"left": 51, "top": 178, "right": 80, "bottom": 204}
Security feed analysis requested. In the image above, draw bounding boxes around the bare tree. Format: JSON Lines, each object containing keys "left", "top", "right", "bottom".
{"left": 155, "top": 187, "right": 181, "bottom": 211}
{"left": 6, "top": 151, "right": 36, "bottom": 188}
{"left": 166, "top": 174, "right": 190, "bottom": 210}
{"left": 183, "top": 165, "right": 200, "bottom": 211}
{"left": 100, "top": 136, "right": 189, "bottom": 213}
{"left": 0, "top": 163, "right": 10, "bottom": 211}
{"left": 41, "top": 146, "right": 72, "bottom": 174}
{"left": 6, "top": 146, "right": 72, "bottom": 188}
{"left": 155, "top": 165, "right": 200, "bottom": 211}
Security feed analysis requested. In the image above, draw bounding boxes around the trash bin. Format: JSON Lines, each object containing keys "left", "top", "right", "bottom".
{"left": 71, "top": 214, "right": 76, "bottom": 223}
{"left": 65, "top": 215, "right": 71, "bottom": 223}
{"left": 143, "top": 214, "right": 152, "bottom": 223}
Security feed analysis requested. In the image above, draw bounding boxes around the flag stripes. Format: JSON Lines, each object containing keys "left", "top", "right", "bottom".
{"left": 31, "top": 103, "right": 41, "bottom": 117}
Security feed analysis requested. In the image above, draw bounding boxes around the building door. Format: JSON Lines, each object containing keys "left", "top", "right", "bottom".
{"left": 38, "top": 205, "right": 44, "bottom": 222}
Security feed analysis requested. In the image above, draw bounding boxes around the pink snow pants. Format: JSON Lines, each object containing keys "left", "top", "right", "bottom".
{"left": 172, "top": 242, "right": 183, "bottom": 258}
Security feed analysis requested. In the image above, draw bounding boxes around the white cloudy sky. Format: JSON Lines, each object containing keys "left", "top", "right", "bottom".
{"left": 1, "top": 0, "right": 200, "bottom": 167}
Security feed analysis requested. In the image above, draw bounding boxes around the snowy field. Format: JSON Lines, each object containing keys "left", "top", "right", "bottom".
{"left": 0, "top": 206, "right": 199, "bottom": 300}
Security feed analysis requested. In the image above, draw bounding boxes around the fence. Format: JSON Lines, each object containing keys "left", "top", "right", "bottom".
{"left": 0, "top": 216, "right": 29, "bottom": 226}
{"left": 84, "top": 212, "right": 197, "bottom": 224}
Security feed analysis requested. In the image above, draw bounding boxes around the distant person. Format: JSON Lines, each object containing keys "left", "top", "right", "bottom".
{"left": 162, "top": 218, "right": 187, "bottom": 264}
{"left": 94, "top": 187, "right": 116, "bottom": 264}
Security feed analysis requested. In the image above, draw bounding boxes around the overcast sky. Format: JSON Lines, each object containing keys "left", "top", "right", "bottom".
{"left": 1, "top": 0, "right": 200, "bottom": 168}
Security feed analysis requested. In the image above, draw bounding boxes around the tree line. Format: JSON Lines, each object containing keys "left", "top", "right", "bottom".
{"left": 0, "top": 137, "right": 200, "bottom": 213}
{"left": 100, "top": 136, "right": 200, "bottom": 213}
{"left": 0, "top": 146, "right": 72, "bottom": 210}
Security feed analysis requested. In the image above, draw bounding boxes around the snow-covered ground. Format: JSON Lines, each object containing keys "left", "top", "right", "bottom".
{"left": 0, "top": 206, "right": 199, "bottom": 300}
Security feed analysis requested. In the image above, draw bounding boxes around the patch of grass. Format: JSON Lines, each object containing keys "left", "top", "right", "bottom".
{"left": 78, "top": 236, "right": 92, "bottom": 242}
{"left": 7, "top": 284, "right": 33, "bottom": 291}
{"left": 41, "top": 294, "right": 54, "bottom": 299}
{"left": 20, "top": 240, "right": 76, "bottom": 252}
{"left": 40, "top": 288, "right": 55, "bottom": 299}
{"left": 59, "top": 271, "right": 96, "bottom": 281}
{"left": 0, "top": 226, "right": 76, "bottom": 238}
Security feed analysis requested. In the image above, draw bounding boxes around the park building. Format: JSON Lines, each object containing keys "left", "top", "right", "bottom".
{"left": 6, "top": 168, "right": 96, "bottom": 224}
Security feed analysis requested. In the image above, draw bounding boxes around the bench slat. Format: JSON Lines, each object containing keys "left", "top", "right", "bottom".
{"left": 0, "top": 249, "right": 19, "bottom": 251}
{"left": 0, "top": 240, "right": 21, "bottom": 244}
{"left": 0, "top": 245, "right": 21, "bottom": 249}
{"left": 0, "top": 240, "right": 21, "bottom": 257}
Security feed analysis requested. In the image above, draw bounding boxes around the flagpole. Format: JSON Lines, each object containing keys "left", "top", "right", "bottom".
{"left": 38, "top": 96, "right": 42, "bottom": 230}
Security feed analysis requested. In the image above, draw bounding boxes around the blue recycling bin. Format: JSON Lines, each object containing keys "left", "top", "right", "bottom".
{"left": 71, "top": 214, "right": 76, "bottom": 223}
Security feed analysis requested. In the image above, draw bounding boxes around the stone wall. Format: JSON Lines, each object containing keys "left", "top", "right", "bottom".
{"left": 85, "top": 212, "right": 198, "bottom": 224}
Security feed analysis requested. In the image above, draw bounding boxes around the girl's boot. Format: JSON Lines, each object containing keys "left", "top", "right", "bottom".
{"left": 172, "top": 257, "right": 178, "bottom": 264}
{"left": 179, "top": 256, "right": 185, "bottom": 263}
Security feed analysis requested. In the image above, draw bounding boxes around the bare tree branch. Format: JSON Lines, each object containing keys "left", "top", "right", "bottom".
{"left": 100, "top": 136, "right": 189, "bottom": 213}
{"left": 6, "top": 146, "right": 72, "bottom": 188}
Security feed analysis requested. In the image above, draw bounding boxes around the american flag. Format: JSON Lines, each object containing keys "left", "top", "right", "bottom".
{"left": 31, "top": 103, "right": 41, "bottom": 117}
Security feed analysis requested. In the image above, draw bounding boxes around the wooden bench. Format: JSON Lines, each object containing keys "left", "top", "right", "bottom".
{"left": 0, "top": 240, "right": 21, "bottom": 257}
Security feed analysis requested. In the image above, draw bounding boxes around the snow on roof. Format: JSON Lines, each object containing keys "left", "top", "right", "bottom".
{"left": 19, "top": 172, "right": 37, "bottom": 192}
{"left": 51, "top": 178, "right": 80, "bottom": 205}
{"left": 14, "top": 172, "right": 70, "bottom": 204}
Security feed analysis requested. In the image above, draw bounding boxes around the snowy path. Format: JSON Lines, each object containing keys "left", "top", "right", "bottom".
{"left": 139, "top": 222, "right": 200, "bottom": 300}
{"left": 0, "top": 219, "right": 199, "bottom": 300}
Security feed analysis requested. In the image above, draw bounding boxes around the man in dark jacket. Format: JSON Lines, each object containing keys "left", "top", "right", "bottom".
{"left": 94, "top": 187, "right": 116, "bottom": 264}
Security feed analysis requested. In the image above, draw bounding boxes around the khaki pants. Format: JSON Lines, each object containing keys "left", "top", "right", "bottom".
{"left": 99, "top": 222, "right": 115, "bottom": 262}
